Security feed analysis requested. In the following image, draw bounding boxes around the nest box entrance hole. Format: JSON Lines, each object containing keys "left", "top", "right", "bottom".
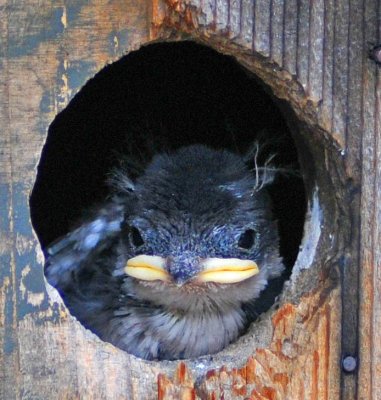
{"left": 30, "top": 41, "right": 310, "bottom": 356}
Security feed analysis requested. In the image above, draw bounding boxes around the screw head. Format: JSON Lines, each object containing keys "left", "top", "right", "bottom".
{"left": 342, "top": 356, "right": 357, "bottom": 373}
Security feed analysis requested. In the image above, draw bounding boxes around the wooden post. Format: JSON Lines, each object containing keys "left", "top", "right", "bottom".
{"left": 0, "top": 1, "right": 379, "bottom": 399}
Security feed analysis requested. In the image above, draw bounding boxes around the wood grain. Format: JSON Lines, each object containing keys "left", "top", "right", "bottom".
{"left": 158, "top": 287, "right": 341, "bottom": 400}
{"left": 0, "top": 0, "right": 379, "bottom": 398}
{"left": 358, "top": 1, "right": 381, "bottom": 399}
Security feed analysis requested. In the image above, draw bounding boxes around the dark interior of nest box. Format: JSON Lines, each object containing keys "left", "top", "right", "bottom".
{"left": 30, "top": 41, "right": 307, "bottom": 337}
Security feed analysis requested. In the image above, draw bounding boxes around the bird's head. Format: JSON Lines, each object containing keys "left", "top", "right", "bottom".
{"left": 113, "top": 145, "right": 283, "bottom": 313}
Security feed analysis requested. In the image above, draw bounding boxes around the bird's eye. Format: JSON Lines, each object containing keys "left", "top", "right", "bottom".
{"left": 130, "top": 226, "right": 144, "bottom": 247}
{"left": 238, "top": 229, "right": 257, "bottom": 250}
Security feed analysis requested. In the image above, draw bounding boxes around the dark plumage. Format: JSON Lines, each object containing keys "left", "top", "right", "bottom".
{"left": 45, "top": 145, "right": 283, "bottom": 360}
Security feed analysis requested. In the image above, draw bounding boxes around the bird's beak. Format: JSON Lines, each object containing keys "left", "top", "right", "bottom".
{"left": 124, "top": 255, "right": 170, "bottom": 282}
{"left": 197, "top": 258, "right": 259, "bottom": 284}
{"left": 124, "top": 255, "right": 259, "bottom": 284}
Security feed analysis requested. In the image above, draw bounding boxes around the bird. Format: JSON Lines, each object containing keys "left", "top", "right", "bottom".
{"left": 45, "top": 144, "right": 284, "bottom": 360}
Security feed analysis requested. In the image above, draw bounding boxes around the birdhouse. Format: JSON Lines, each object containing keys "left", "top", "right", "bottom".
{"left": 1, "top": 1, "right": 379, "bottom": 399}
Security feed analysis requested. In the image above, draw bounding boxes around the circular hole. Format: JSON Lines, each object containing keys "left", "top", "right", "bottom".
{"left": 30, "top": 41, "right": 306, "bottom": 360}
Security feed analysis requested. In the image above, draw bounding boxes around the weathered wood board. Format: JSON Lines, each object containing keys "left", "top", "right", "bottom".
{"left": 0, "top": 0, "right": 380, "bottom": 399}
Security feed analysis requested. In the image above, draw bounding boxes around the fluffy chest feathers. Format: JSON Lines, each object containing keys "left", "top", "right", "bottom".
{"left": 105, "top": 299, "right": 245, "bottom": 360}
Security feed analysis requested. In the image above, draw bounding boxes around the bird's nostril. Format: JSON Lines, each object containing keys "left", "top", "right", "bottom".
{"left": 166, "top": 255, "right": 200, "bottom": 284}
{"left": 171, "top": 271, "right": 187, "bottom": 285}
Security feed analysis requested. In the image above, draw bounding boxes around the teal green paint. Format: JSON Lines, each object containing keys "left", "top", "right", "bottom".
{"left": 4, "top": 284, "right": 16, "bottom": 355}
{"left": 108, "top": 29, "right": 130, "bottom": 56}
{"left": 3, "top": 334, "right": 16, "bottom": 355}
{"left": 0, "top": 184, "right": 11, "bottom": 286}
{"left": 56, "top": 59, "right": 96, "bottom": 104}
{"left": 0, "top": 253, "right": 11, "bottom": 287}
{"left": 17, "top": 268, "right": 49, "bottom": 319}
{"left": 13, "top": 183, "right": 32, "bottom": 237}
{"left": 36, "top": 302, "right": 65, "bottom": 325}
{"left": 12, "top": 183, "right": 49, "bottom": 318}
{"left": 39, "top": 90, "right": 52, "bottom": 114}
{"left": 0, "top": 184, "right": 11, "bottom": 236}
{"left": 67, "top": 60, "right": 96, "bottom": 91}
{"left": 65, "top": 4, "right": 83, "bottom": 25}
{"left": 0, "top": 183, "right": 16, "bottom": 354}
{"left": 7, "top": 7, "right": 65, "bottom": 58}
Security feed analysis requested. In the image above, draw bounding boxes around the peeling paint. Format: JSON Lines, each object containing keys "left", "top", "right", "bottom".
{"left": 19, "top": 265, "right": 31, "bottom": 297}
{"left": 27, "top": 291, "right": 45, "bottom": 307}
{"left": 35, "top": 243, "right": 45, "bottom": 266}
{"left": 15, "top": 232, "right": 35, "bottom": 255}
{"left": 3, "top": 277, "right": 16, "bottom": 355}
{"left": 55, "top": 59, "right": 96, "bottom": 110}
{"left": 18, "top": 264, "right": 45, "bottom": 307}
{"left": 18, "top": 264, "right": 45, "bottom": 308}
{"left": 0, "top": 0, "right": 373, "bottom": 397}
{"left": 108, "top": 30, "right": 129, "bottom": 55}
{"left": 61, "top": 6, "right": 68, "bottom": 29}
{"left": 39, "top": 89, "right": 54, "bottom": 114}
{"left": 113, "top": 35, "right": 119, "bottom": 51}
{"left": 0, "top": 253, "right": 11, "bottom": 287}
{"left": 0, "top": 183, "right": 11, "bottom": 233}
{"left": 66, "top": 60, "right": 95, "bottom": 92}
{"left": 56, "top": 57, "right": 71, "bottom": 109}
{"left": 35, "top": 299, "right": 67, "bottom": 325}
{"left": 0, "top": 234, "right": 13, "bottom": 257}
{"left": 65, "top": 4, "right": 83, "bottom": 26}
{"left": 12, "top": 183, "right": 33, "bottom": 238}
{"left": 7, "top": 7, "right": 65, "bottom": 58}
